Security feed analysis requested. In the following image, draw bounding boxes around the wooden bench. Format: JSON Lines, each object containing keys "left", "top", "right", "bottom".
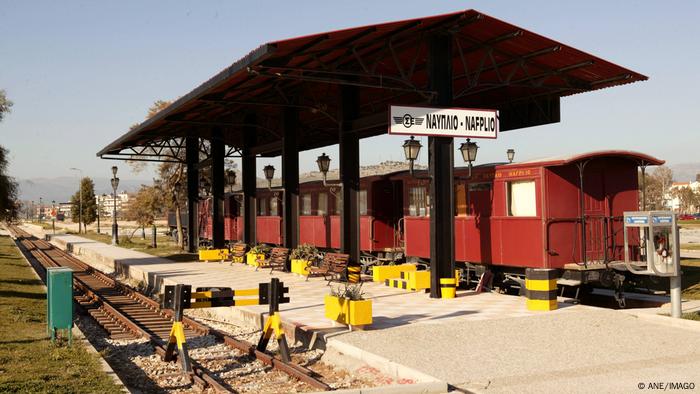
{"left": 307, "top": 252, "right": 350, "bottom": 285}
{"left": 255, "top": 247, "right": 290, "bottom": 273}
{"left": 230, "top": 243, "right": 248, "bottom": 265}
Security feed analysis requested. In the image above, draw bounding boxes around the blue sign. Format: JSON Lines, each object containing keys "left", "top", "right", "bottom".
{"left": 652, "top": 216, "right": 673, "bottom": 224}
{"left": 626, "top": 216, "right": 648, "bottom": 224}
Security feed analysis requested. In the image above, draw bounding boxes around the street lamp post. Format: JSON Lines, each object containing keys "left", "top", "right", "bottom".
{"left": 69, "top": 168, "right": 83, "bottom": 233}
{"left": 110, "top": 166, "right": 120, "bottom": 245}
{"left": 98, "top": 194, "right": 106, "bottom": 234}
{"left": 51, "top": 200, "right": 56, "bottom": 234}
{"left": 39, "top": 197, "right": 43, "bottom": 222}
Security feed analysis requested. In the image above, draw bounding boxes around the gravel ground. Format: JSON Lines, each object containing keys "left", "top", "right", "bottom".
{"left": 335, "top": 307, "right": 700, "bottom": 393}
{"left": 76, "top": 308, "right": 389, "bottom": 393}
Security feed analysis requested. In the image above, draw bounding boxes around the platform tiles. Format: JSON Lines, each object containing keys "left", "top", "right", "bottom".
{"left": 22, "top": 226, "right": 574, "bottom": 331}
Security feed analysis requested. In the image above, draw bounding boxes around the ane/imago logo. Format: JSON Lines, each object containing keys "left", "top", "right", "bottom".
{"left": 394, "top": 114, "right": 424, "bottom": 128}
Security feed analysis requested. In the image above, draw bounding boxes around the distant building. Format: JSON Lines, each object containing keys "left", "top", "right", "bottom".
{"left": 96, "top": 192, "right": 130, "bottom": 217}
{"left": 667, "top": 181, "right": 700, "bottom": 212}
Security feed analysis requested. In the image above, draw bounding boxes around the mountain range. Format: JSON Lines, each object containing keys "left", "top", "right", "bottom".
{"left": 15, "top": 161, "right": 697, "bottom": 203}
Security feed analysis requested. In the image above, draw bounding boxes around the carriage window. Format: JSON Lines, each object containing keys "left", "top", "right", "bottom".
{"left": 335, "top": 195, "right": 341, "bottom": 214}
{"left": 257, "top": 197, "right": 267, "bottom": 216}
{"left": 301, "top": 193, "right": 312, "bottom": 216}
{"left": 318, "top": 192, "right": 328, "bottom": 215}
{"left": 359, "top": 190, "right": 368, "bottom": 215}
{"left": 270, "top": 196, "right": 279, "bottom": 216}
{"left": 409, "top": 186, "right": 428, "bottom": 216}
{"left": 507, "top": 180, "right": 536, "bottom": 217}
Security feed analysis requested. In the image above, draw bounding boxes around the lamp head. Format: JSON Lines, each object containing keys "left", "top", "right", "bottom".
{"left": 507, "top": 148, "right": 515, "bottom": 163}
{"left": 402, "top": 136, "right": 422, "bottom": 162}
{"left": 459, "top": 138, "right": 479, "bottom": 163}
{"left": 226, "top": 170, "right": 236, "bottom": 187}
{"left": 263, "top": 165, "right": 275, "bottom": 182}
{"left": 111, "top": 166, "right": 118, "bottom": 176}
{"left": 316, "top": 153, "right": 331, "bottom": 174}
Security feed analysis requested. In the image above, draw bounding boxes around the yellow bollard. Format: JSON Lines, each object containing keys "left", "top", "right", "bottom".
{"left": 440, "top": 278, "right": 456, "bottom": 299}
{"left": 525, "top": 268, "right": 558, "bottom": 311}
{"left": 347, "top": 266, "right": 361, "bottom": 283}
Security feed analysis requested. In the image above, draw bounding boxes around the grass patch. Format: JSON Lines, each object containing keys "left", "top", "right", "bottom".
{"left": 0, "top": 234, "right": 122, "bottom": 393}
{"left": 679, "top": 220, "right": 700, "bottom": 228}
{"left": 680, "top": 259, "right": 700, "bottom": 300}
{"left": 682, "top": 311, "right": 700, "bottom": 321}
{"left": 73, "top": 230, "right": 194, "bottom": 261}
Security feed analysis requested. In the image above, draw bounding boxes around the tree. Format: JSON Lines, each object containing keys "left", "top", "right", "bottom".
{"left": 0, "top": 146, "right": 19, "bottom": 221}
{"left": 0, "top": 90, "right": 12, "bottom": 122}
{"left": 125, "top": 185, "right": 164, "bottom": 247}
{"left": 640, "top": 166, "right": 674, "bottom": 210}
{"left": 672, "top": 186, "right": 700, "bottom": 213}
{"left": 0, "top": 90, "right": 18, "bottom": 222}
{"left": 70, "top": 177, "right": 97, "bottom": 232}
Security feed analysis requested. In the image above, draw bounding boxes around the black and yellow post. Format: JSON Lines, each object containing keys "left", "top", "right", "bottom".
{"left": 163, "top": 284, "right": 193, "bottom": 374}
{"left": 347, "top": 266, "right": 361, "bottom": 283}
{"left": 162, "top": 279, "right": 292, "bottom": 372}
{"left": 525, "top": 268, "right": 559, "bottom": 311}
{"left": 256, "top": 278, "right": 291, "bottom": 362}
{"left": 440, "top": 277, "right": 456, "bottom": 298}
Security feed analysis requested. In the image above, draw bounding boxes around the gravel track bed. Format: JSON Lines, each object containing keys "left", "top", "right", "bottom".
{"left": 76, "top": 307, "right": 387, "bottom": 393}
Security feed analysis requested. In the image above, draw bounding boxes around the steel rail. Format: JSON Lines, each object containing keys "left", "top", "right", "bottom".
{"left": 8, "top": 225, "right": 330, "bottom": 391}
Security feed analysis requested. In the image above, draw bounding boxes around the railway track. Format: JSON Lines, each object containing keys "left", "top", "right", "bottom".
{"left": 8, "top": 225, "right": 330, "bottom": 393}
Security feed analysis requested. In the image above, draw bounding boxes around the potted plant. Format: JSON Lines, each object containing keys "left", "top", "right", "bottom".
{"left": 290, "top": 244, "right": 319, "bottom": 276}
{"left": 246, "top": 244, "right": 269, "bottom": 266}
{"left": 324, "top": 283, "right": 372, "bottom": 328}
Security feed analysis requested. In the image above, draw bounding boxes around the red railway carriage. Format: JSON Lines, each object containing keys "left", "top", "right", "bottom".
{"left": 396, "top": 151, "right": 663, "bottom": 271}
{"left": 200, "top": 175, "right": 403, "bottom": 255}
{"left": 295, "top": 176, "right": 401, "bottom": 253}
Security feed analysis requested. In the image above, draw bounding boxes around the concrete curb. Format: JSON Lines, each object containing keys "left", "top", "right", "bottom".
{"left": 7, "top": 230, "right": 130, "bottom": 393}
{"left": 621, "top": 309, "right": 700, "bottom": 332}
{"left": 325, "top": 339, "right": 443, "bottom": 384}
{"left": 307, "top": 381, "right": 449, "bottom": 394}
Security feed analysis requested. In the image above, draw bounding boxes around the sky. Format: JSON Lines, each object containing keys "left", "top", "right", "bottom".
{"left": 1, "top": 1, "right": 699, "bottom": 187}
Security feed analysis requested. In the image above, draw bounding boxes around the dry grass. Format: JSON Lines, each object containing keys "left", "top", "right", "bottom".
{"left": 0, "top": 234, "right": 122, "bottom": 393}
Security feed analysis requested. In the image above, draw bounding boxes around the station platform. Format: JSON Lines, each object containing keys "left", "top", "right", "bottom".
{"left": 21, "top": 225, "right": 571, "bottom": 333}
{"left": 18, "top": 224, "right": 700, "bottom": 392}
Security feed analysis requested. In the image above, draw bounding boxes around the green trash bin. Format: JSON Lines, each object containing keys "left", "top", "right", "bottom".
{"left": 46, "top": 267, "right": 73, "bottom": 344}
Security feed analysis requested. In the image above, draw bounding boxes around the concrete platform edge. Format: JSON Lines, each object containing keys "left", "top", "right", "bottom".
{"left": 326, "top": 339, "right": 442, "bottom": 383}
{"left": 621, "top": 309, "right": 700, "bottom": 332}
{"left": 307, "top": 380, "right": 448, "bottom": 394}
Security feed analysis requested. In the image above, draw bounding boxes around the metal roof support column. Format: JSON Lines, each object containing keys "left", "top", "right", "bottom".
{"left": 186, "top": 136, "right": 199, "bottom": 253}
{"left": 339, "top": 85, "right": 360, "bottom": 268}
{"left": 242, "top": 117, "right": 257, "bottom": 245}
{"left": 211, "top": 128, "right": 225, "bottom": 249}
{"left": 282, "top": 108, "right": 299, "bottom": 270}
{"left": 428, "top": 33, "right": 455, "bottom": 298}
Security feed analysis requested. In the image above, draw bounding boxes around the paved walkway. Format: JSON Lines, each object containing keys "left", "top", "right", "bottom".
{"left": 18, "top": 224, "right": 700, "bottom": 392}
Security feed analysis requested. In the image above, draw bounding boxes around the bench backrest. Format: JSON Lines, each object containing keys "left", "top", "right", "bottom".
{"left": 269, "top": 247, "right": 289, "bottom": 263}
{"left": 324, "top": 253, "right": 350, "bottom": 271}
{"left": 231, "top": 243, "right": 247, "bottom": 257}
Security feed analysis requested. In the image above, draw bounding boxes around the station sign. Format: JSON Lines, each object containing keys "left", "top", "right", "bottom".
{"left": 389, "top": 105, "right": 498, "bottom": 139}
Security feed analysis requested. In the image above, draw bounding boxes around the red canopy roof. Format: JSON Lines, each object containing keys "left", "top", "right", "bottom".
{"left": 98, "top": 9, "right": 647, "bottom": 161}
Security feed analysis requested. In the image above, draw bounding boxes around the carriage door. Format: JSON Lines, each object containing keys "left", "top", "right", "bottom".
{"left": 583, "top": 170, "right": 606, "bottom": 262}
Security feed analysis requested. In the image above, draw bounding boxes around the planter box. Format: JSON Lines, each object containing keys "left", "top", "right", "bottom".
{"left": 291, "top": 259, "right": 311, "bottom": 276}
{"left": 246, "top": 253, "right": 266, "bottom": 266}
{"left": 372, "top": 264, "right": 416, "bottom": 282}
{"left": 199, "top": 249, "right": 229, "bottom": 262}
{"left": 324, "top": 295, "right": 372, "bottom": 326}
